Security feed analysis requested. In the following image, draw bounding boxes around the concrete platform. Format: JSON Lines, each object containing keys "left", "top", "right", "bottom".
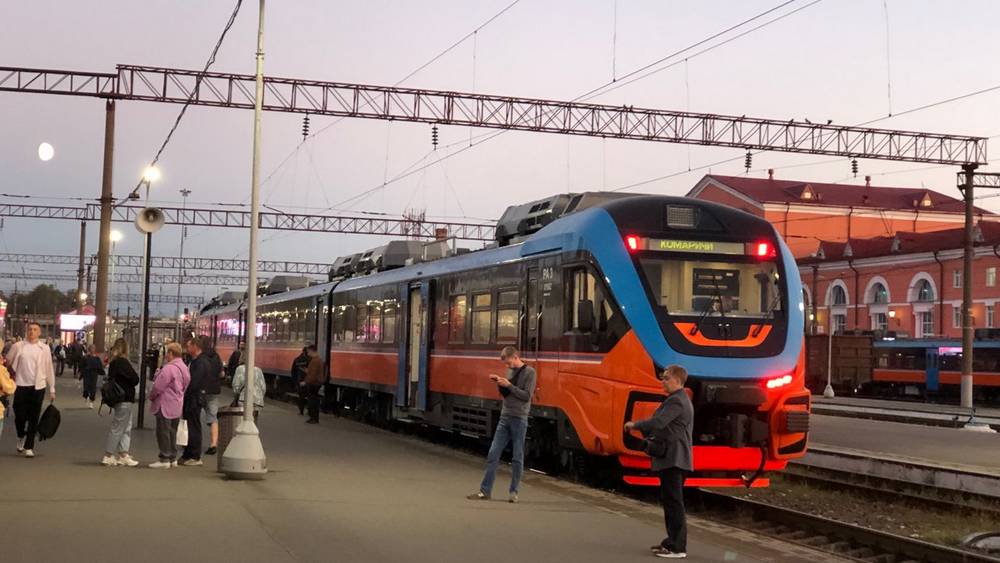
{"left": 0, "top": 377, "right": 846, "bottom": 563}
{"left": 812, "top": 395, "right": 1000, "bottom": 429}
{"left": 811, "top": 413, "right": 1000, "bottom": 475}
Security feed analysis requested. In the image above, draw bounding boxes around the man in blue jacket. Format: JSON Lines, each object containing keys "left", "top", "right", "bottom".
{"left": 626, "top": 365, "right": 693, "bottom": 559}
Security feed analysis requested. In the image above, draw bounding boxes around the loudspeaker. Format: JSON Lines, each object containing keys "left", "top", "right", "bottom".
{"left": 135, "top": 207, "right": 165, "bottom": 234}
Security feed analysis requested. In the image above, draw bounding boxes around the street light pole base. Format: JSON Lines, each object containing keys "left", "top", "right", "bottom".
{"left": 220, "top": 420, "right": 267, "bottom": 480}
{"left": 822, "top": 384, "right": 835, "bottom": 398}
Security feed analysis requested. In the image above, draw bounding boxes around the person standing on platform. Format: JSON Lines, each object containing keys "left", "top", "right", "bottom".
{"left": 0, "top": 361, "right": 15, "bottom": 441}
{"left": 53, "top": 341, "right": 66, "bottom": 377}
{"left": 303, "top": 345, "right": 324, "bottom": 424}
{"left": 232, "top": 355, "right": 265, "bottom": 416}
{"left": 226, "top": 341, "right": 244, "bottom": 381}
{"left": 80, "top": 344, "right": 104, "bottom": 409}
{"left": 101, "top": 338, "right": 140, "bottom": 467}
{"left": 179, "top": 337, "right": 208, "bottom": 466}
{"left": 198, "top": 335, "right": 224, "bottom": 456}
{"left": 148, "top": 343, "right": 190, "bottom": 469}
{"left": 467, "top": 346, "right": 537, "bottom": 503}
{"left": 9, "top": 322, "right": 56, "bottom": 458}
{"left": 625, "top": 365, "right": 693, "bottom": 560}
{"left": 291, "top": 346, "right": 310, "bottom": 416}
{"left": 70, "top": 339, "right": 84, "bottom": 379}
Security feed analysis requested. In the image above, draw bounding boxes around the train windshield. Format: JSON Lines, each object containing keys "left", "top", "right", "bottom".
{"left": 638, "top": 256, "right": 783, "bottom": 319}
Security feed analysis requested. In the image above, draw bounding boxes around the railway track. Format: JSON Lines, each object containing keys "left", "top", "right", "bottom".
{"left": 692, "top": 490, "right": 1000, "bottom": 563}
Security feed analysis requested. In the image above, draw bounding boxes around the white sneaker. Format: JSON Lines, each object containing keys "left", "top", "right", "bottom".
{"left": 88, "top": 401, "right": 94, "bottom": 409}
{"left": 148, "top": 461, "right": 172, "bottom": 469}
{"left": 24, "top": 449, "right": 35, "bottom": 458}
{"left": 117, "top": 454, "right": 139, "bottom": 467}
{"left": 171, "top": 460, "right": 178, "bottom": 467}
{"left": 101, "top": 455, "right": 119, "bottom": 466}
{"left": 181, "top": 459, "right": 203, "bottom": 467}
{"left": 16, "top": 438, "right": 25, "bottom": 452}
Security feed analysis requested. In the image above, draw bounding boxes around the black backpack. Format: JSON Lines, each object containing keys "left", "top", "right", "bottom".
{"left": 37, "top": 403, "right": 61, "bottom": 441}
{"left": 100, "top": 377, "right": 127, "bottom": 412}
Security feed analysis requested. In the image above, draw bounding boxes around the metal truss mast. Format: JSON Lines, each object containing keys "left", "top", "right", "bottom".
{"left": 0, "top": 64, "right": 987, "bottom": 166}
{"left": 0, "top": 253, "right": 329, "bottom": 274}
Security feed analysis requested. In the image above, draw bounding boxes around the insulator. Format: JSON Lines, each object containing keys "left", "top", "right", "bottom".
{"left": 744, "top": 151, "right": 752, "bottom": 172}
{"left": 301, "top": 114, "right": 311, "bottom": 140}
{"left": 851, "top": 158, "right": 859, "bottom": 177}
{"left": 431, "top": 125, "right": 439, "bottom": 150}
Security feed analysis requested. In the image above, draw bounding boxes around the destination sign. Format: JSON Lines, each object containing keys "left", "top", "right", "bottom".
{"left": 647, "top": 238, "right": 745, "bottom": 255}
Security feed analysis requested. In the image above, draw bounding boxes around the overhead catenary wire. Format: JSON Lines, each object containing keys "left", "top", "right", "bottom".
{"left": 123, "top": 0, "right": 245, "bottom": 203}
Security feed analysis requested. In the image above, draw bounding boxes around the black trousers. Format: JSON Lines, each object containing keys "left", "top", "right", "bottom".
{"left": 306, "top": 384, "right": 321, "bottom": 421}
{"left": 155, "top": 413, "right": 180, "bottom": 461}
{"left": 55, "top": 359, "right": 65, "bottom": 376}
{"left": 656, "top": 467, "right": 688, "bottom": 554}
{"left": 297, "top": 383, "right": 308, "bottom": 415}
{"left": 13, "top": 386, "right": 45, "bottom": 450}
{"left": 82, "top": 373, "right": 99, "bottom": 401}
{"left": 182, "top": 405, "right": 203, "bottom": 460}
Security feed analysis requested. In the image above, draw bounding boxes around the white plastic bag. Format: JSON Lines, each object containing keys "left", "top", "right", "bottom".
{"left": 176, "top": 419, "right": 189, "bottom": 447}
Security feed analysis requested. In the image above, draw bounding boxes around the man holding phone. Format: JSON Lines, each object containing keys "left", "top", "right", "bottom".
{"left": 467, "top": 346, "right": 536, "bottom": 503}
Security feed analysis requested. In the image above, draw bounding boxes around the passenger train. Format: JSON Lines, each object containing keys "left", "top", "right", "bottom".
{"left": 198, "top": 193, "right": 810, "bottom": 487}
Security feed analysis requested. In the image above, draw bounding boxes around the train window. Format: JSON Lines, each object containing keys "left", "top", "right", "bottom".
{"left": 343, "top": 305, "right": 356, "bottom": 342}
{"left": 472, "top": 293, "right": 493, "bottom": 343}
{"left": 370, "top": 302, "right": 383, "bottom": 343}
{"left": 356, "top": 305, "right": 369, "bottom": 342}
{"left": 305, "top": 309, "right": 316, "bottom": 344}
{"left": 383, "top": 303, "right": 397, "bottom": 344}
{"left": 496, "top": 290, "right": 519, "bottom": 343}
{"left": 449, "top": 295, "right": 468, "bottom": 343}
{"left": 568, "top": 269, "right": 597, "bottom": 331}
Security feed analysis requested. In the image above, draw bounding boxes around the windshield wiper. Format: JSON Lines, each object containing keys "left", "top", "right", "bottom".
{"left": 751, "top": 272, "right": 783, "bottom": 338}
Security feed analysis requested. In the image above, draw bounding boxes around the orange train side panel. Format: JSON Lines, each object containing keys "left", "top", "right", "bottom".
{"left": 255, "top": 345, "right": 301, "bottom": 375}
{"left": 874, "top": 368, "right": 1000, "bottom": 387}
{"left": 331, "top": 350, "right": 398, "bottom": 387}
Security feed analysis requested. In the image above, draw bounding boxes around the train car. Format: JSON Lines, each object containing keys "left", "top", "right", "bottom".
{"left": 871, "top": 339, "right": 1000, "bottom": 401}
{"left": 200, "top": 193, "right": 810, "bottom": 487}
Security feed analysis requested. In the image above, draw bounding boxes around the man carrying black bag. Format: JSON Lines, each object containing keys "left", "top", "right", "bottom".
{"left": 625, "top": 365, "right": 693, "bottom": 559}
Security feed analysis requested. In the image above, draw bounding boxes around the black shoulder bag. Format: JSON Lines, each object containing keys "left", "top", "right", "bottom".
{"left": 499, "top": 365, "right": 526, "bottom": 398}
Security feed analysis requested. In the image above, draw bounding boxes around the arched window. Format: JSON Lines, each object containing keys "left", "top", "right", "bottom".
{"left": 831, "top": 285, "right": 847, "bottom": 306}
{"left": 916, "top": 279, "right": 934, "bottom": 302}
{"left": 871, "top": 282, "right": 888, "bottom": 304}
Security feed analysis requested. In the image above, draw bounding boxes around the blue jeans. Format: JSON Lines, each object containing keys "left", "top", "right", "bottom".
{"left": 480, "top": 415, "right": 528, "bottom": 496}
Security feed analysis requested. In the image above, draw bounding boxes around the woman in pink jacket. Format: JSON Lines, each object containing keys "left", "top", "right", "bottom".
{"left": 148, "top": 342, "right": 190, "bottom": 469}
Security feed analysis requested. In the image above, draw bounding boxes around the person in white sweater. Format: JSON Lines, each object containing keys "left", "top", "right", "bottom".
{"left": 8, "top": 322, "right": 56, "bottom": 458}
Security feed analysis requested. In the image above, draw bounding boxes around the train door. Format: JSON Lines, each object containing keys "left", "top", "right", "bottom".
{"left": 522, "top": 267, "right": 541, "bottom": 362}
{"left": 926, "top": 347, "right": 940, "bottom": 393}
{"left": 399, "top": 282, "right": 432, "bottom": 410}
{"left": 315, "top": 292, "right": 331, "bottom": 367}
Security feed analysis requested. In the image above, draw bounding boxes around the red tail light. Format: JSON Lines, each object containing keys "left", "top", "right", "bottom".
{"left": 625, "top": 235, "right": 640, "bottom": 253}
{"left": 753, "top": 241, "right": 777, "bottom": 259}
{"left": 764, "top": 374, "right": 793, "bottom": 389}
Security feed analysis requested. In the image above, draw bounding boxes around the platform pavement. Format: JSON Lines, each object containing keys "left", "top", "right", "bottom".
{"left": 0, "top": 377, "right": 848, "bottom": 563}
{"left": 811, "top": 395, "right": 1000, "bottom": 429}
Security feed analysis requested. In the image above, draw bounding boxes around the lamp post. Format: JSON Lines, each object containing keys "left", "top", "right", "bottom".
{"left": 109, "top": 229, "right": 122, "bottom": 342}
{"left": 221, "top": 0, "right": 268, "bottom": 479}
{"left": 175, "top": 188, "right": 191, "bottom": 341}
{"left": 135, "top": 166, "right": 164, "bottom": 430}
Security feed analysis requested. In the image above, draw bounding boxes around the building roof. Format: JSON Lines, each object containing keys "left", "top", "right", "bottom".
{"left": 699, "top": 174, "right": 990, "bottom": 214}
{"left": 802, "top": 222, "right": 1000, "bottom": 263}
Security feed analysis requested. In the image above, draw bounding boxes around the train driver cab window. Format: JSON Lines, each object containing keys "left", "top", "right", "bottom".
{"left": 496, "top": 290, "right": 519, "bottom": 343}
{"left": 566, "top": 267, "right": 620, "bottom": 338}
{"left": 471, "top": 293, "right": 493, "bottom": 343}
{"left": 449, "top": 295, "right": 468, "bottom": 343}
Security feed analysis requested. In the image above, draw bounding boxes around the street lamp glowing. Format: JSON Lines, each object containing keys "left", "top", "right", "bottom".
{"left": 142, "top": 165, "right": 161, "bottom": 183}
{"left": 888, "top": 310, "right": 896, "bottom": 318}
{"left": 110, "top": 230, "right": 123, "bottom": 243}
{"left": 38, "top": 142, "right": 55, "bottom": 161}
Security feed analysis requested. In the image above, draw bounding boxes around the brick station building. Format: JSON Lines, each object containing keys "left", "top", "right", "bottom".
{"left": 688, "top": 172, "right": 983, "bottom": 258}
{"left": 688, "top": 172, "right": 1000, "bottom": 337}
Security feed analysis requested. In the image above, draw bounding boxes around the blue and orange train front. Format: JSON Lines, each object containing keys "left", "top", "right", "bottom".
{"left": 525, "top": 197, "right": 809, "bottom": 487}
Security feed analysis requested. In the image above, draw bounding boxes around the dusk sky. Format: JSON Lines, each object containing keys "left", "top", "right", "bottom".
{"left": 2, "top": 0, "right": 1000, "bottom": 314}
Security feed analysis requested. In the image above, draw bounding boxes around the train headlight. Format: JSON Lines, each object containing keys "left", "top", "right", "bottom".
{"left": 765, "top": 374, "right": 794, "bottom": 389}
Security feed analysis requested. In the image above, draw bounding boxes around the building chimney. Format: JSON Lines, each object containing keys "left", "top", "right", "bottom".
{"left": 865, "top": 175, "right": 871, "bottom": 188}
{"left": 768, "top": 168, "right": 774, "bottom": 180}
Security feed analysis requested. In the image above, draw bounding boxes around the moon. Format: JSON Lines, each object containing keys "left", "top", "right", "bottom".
{"left": 38, "top": 142, "right": 55, "bottom": 161}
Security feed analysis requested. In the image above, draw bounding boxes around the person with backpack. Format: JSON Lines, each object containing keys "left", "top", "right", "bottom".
{"left": 100, "top": 338, "right": 140, "bottom": 467}
{"left": 148, "top": 343, "right": 190, "bottom": 469}
{"left": 9, "top": 322, "right": 56, "bottom": 458}
{"left": 53, "top": 341, "right": 66, "bottom": 377}
{"left": 196, "top": 335, "right": 225, "bottom": 456}
{"left": 466, "top": 346, "right": 537, "bottom": 503}
{"left": 80, "top": 345, "right": 104, "bottom": 409}
{"left": 625, "top": 365, "right": 694, "bottom": 560}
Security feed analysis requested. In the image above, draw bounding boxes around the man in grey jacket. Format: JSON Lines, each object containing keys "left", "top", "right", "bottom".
{"left": 468, "top": 346, "right": 536, "bottom": 503}
{"left": 626, "top": 365, "right": 693, "bottom": 559}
